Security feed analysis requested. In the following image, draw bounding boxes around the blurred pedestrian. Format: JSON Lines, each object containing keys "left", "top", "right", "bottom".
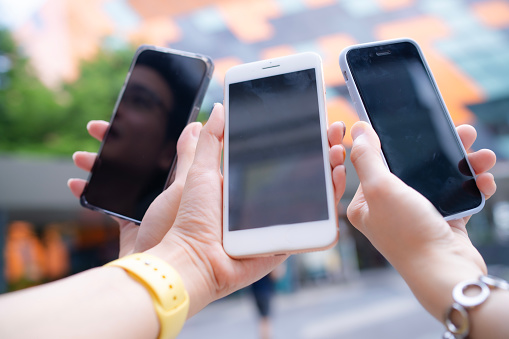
{"left": 250, "top": 264, "right": 285, "bottom": 339}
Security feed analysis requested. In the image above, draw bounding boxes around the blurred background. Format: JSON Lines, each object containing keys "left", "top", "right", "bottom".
{"left": 0, "top": 0, "right": 508, "bottom": 338}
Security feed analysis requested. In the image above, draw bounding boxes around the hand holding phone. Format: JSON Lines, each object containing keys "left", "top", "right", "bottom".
{"left": 80, "top": 45, "right": 213, "bottom": 224}
{"left": 339, "top": 38, "right": 484, "bottom": 220}
{"left": 223, "top": 52, "right": 338, "bottom": 258}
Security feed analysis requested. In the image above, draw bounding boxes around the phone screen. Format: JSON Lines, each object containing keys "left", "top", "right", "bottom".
{"left": 228, "top": 68, "right": 329, "bottom": 231}
{"left": 347, "top": 41, "right": 482, "bottom": 217}
{"left": 82, "top": 49, "right": 209, "bottom": 222}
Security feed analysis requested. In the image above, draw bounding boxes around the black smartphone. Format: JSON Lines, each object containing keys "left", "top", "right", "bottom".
{"left": 81, "top": 45, "right": 213, "bottom": 224}
{"left": 340, "top": 38, "right": 484, "bottom": 220}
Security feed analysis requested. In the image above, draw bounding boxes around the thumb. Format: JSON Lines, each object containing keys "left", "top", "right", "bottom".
{"left": 173, "top": 122, "right": 203, "bottom": 183}
{"left": 134, "top": 121, "right": 203, "bottom": 252}
{"left": 168, "top": 103, "right": 224, "bottom": 236}
{"left": 192, "top": 103, "right": 224, "bottom": 171}
{"left": 349, "top": 121, "right": 391, "bottom": 190}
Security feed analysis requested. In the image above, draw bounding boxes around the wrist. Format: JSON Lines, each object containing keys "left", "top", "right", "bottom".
{"left": 444, "top": 275, "right": 509, "bottom": 338}
{"left": 105, "top": 253, "right": 190, "bottom": 339}
{"left": 395, "top": 246, "right": 486, "bottom": 322}
{"left": 145, "top": 238, "right": 215, "bottom": 318}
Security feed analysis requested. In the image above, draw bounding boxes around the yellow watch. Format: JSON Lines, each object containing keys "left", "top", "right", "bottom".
{"left": 106, "top": 253, "right": 189, "bottom": 339}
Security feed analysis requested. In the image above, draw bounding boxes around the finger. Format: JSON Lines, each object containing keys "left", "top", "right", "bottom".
{"left": 468, "top": 149, "right": 496, "bottom": 175}
{"left": 67, "top": 178, "right": 87, "bottom": 198}
{"left": 174, "top": 122, "right": 203, "bottom": 183}
{"left": 476, "top": 172, "right": 497, "bottom": 200}
{"left": 330, "top": 144, "right": 346, "bottom": 168}
{"left": 192, "top": 103, "right": 224, "bottom": 171}
{"left": 349, "top": 121, "right": 390, "bottom": 189}
{"left": 328, "top": 121, "right": 346, "bottom": 147}
{"left": 456, "top": 124, "right": 476, "bottom": 151}
{"left": 87, "top": 120, "right": 109, "bottom": 141}
{"left": 332, "top": 165, "right": 346, "bottom": 205}
{"left": 72, "top": 151, "right": 97, "bottom": 172}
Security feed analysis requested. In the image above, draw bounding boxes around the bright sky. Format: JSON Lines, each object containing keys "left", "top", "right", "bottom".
{"left": 0, "top": 0, "right": 46, "bottom": 29}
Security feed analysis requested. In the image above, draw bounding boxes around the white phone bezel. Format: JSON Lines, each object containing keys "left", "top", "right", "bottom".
{"left": 223, "top": 52, "right": 338, "bottom": 258}
{"left": 339, "top": 38, "right": 485, "bottom": 221}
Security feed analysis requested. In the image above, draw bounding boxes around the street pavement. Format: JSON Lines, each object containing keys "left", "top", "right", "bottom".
{"left": 178, "top": 268, "right": 444, "bottom": 339}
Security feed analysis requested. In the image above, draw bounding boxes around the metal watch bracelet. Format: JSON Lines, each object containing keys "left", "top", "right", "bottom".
{"left": 443, "top": 275, "right": 509, "bottom": 339}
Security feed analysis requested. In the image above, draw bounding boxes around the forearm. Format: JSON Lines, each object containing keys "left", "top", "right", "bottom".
{"left": 0, "top": 266, "right": 159, "bottom": 339}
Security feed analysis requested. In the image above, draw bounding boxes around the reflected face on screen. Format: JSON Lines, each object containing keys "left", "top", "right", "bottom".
{"left": 83, "top": 50, "right": 207, "bottom": 222}
{"left": 228, "top": 69, "right": 328, "bottom": 231}
{"left": 347, "top": 42, "right": 482, "bottom": 217}
{"left": 101, "top": 65, "right": 175, "bottom": 171}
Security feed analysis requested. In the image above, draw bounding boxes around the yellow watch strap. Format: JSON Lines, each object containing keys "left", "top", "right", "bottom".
{"left": 105, "top": 253, "right": 189, "bottom": 339}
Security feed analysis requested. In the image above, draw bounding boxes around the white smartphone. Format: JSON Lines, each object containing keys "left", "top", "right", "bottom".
{"left": 223, "top": 52, "right": 338, "bottom": 258}
{"left": 339, "top": 38, "right": 484, "bottom": 220}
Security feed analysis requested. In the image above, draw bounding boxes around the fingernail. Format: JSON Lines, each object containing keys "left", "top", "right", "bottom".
{"left": 191, "top": 122, "right": 202, "bottom": 137}
{"left": 342, "top": 145, "right": 346, "bottom": 160}
{"left": 340, "top": 121, "right": 346, "bottom": 139}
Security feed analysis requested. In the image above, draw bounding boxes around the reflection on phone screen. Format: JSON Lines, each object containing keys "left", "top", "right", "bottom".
{"left": 347, "top": 42, "right": 483, "bottom": 217}
{"left": 228, "top": 69, "right": 328, "bottom": 231}
{"left": 82, "top": 50, "right": 208, "bottom": 222}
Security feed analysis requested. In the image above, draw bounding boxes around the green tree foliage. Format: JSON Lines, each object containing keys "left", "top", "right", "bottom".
{"left": 0, "top": 29, "right": 64, "bottom": 155}
{"left": 0, "top": 29, "right": 134, "bottom": 156}
{"left": 57, "top": 47, "right": 134, "bottom": 155}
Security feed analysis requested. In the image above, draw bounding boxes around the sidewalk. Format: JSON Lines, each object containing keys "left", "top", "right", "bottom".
{"left": 179, "top": 268, "right": 443, "bottom": 339}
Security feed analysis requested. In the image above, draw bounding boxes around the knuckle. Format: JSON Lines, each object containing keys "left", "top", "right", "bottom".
{"left": 349, "top": 142, "right": 370, "bottom": 166}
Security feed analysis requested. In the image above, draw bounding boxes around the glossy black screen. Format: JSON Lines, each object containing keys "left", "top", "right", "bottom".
{"left": 347, "top": 42, "right": 482, "bottom": 217}
{"left": 82, "top": 49, "right": 208, "bottom": 222}
{"left": 228, "top": 69, "right": 329, "bottom": 231}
